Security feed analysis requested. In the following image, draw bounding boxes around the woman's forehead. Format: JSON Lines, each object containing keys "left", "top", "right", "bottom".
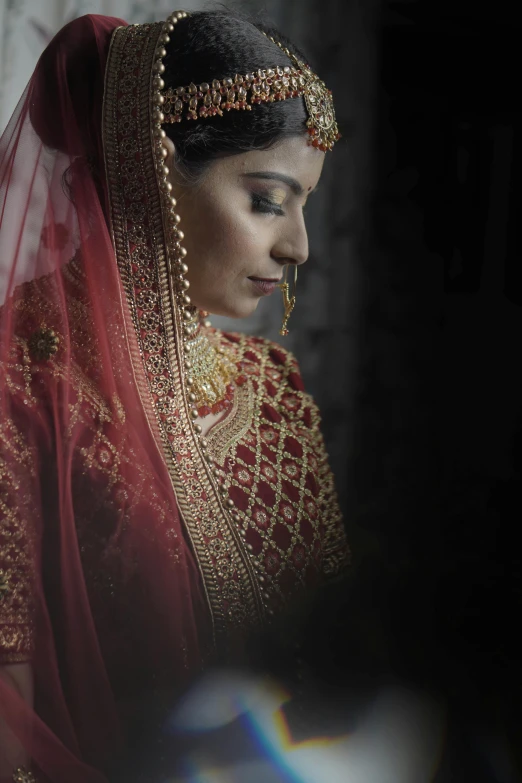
{"left": 210, "top": 137, "right": 325, "bottom": 192}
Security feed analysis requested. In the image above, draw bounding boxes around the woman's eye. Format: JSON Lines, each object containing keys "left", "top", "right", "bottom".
{"left": 251, "top": 193, "right": 285, "bottom": 216}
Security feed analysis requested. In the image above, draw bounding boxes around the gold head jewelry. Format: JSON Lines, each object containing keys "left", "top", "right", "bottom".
{"left": 158, "top": 22, "right": 340, "bottom": 151}
{"left": 277, "top": 265, "right": 298, "bottom": 336}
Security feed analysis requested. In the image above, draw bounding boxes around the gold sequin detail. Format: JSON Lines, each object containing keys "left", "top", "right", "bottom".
{"left": 0, "top": 569, "right": 9, "bottom": 600}
{"left": 12, "top": 767, "right": 37, "bottom": 782}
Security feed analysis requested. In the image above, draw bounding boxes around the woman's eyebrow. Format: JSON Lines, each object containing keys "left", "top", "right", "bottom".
{"left": 242, "top": 171, "right": 305, "bottom": 196}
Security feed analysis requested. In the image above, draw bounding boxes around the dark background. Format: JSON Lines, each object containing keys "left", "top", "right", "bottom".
{"left": 239, "top": 0, "right": 522, "bottom": 779}
{"left": 352, "top": 2, "right": 522, "bottom": 777}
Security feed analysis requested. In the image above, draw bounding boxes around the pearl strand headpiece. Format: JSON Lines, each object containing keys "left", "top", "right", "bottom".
{"left": 158, "top": 20, "right": 340, "bottom": 151}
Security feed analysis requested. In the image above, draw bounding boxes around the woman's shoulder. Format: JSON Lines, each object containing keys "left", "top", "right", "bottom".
{"left": 216, "top": 328, "right": 302, "bottom": 377}
{"left": 213, "top": 329, "right": 325, "bottom": 438}
{"left": 212, "top": 328, "right": 323, "bottom": 420}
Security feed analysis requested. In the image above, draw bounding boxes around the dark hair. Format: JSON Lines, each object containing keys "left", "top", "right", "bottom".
{"left": 163, "top": 10, "right": 310, "bottom": 183}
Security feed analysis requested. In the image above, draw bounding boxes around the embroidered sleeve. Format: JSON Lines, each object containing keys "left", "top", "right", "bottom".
{"left": 0, "top": 347, "right": 41, "bottom": 665}
{"left": 284, "top": 348, "right": 351, "bottom": 581}
{"left": 311, "top": 416, "right": 351, "bottom": 580}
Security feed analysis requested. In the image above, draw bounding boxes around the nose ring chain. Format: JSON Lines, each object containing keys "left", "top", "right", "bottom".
{"left": 277, "top": 264, "right": 297, "bottom": 336}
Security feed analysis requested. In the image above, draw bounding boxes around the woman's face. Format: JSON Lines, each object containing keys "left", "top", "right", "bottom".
{"left": 165, "top": 135, "right": 325, "bottom": 319}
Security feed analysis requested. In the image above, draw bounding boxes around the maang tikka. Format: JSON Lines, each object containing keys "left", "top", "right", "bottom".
{"left": 158, "top": 24, "right": 340, "bottom": 152}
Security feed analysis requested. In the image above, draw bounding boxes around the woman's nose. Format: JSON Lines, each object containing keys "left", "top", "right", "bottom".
{"left": 272, "top": 215, "right": 309, "bottom": 266}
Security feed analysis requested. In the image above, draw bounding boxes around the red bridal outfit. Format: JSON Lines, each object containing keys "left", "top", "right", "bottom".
{"left": 0, "top": 14, "right": 350, "bottom": 783}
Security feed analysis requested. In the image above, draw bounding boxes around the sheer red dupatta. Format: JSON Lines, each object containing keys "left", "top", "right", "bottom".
{"left": 0, "top": 15, "right": 207, "bottom": 783}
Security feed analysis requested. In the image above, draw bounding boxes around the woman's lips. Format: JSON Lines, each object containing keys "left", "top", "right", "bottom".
{"left": 248, "top": 277, "right": 280, "bottom": 295}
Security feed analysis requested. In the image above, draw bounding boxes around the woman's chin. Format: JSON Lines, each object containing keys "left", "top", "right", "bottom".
{"left": 200, "top": 297, "right": 260, "bottom": 320}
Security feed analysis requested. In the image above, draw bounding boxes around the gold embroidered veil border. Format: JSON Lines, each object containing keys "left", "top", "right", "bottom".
{"left": 102, "top": 18, "right": 265, "bottom": 641}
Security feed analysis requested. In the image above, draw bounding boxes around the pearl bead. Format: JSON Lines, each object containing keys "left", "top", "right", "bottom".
{"left": 190, "top": 408, "right": 199, "bottom": 419}
{"left": 226, "top": 498, "right": 234, "bottom": 508}
{"left": 161, "top": 147, "right": 168, "bottom": 158}
{"left": 154, "top": 128, "right": 166, "bottom": 139}
{"left": 200, "top": 438, "right": 208, "bottom": 448}
{"left": 159, "top": 34, "right": 170, "bottom": 44}
{"left": 179, "top": 246, "right": 187, "bottom": 257}
{"left": 204, "top": 320, "right": 211, "bottom": 328}
{"left": 186, "top": 376, "right": 194, "bottom": 386}
{"left": 189, "top": 392, "right": 196, "bottom": 403}
{"left": 158, "top": 47, "right": 167, "bottom": 58}
{"left": 153, "top": 76, "right": 165, "bottom": 90}
{"left": 182, "top": 279, "right": 190, "bottom": 290}
{"left": 183, "top": 294, "right": 191, "bottom": 305}
{"left": 153, "top": 110, "right": 165, "bottom": 123}
{"left": 177, "top": 230, "right": 184, "bottom": 240}
{"left": 162, "top": 165, "right": 169, "bottom": 176}
{"left": 180, "top": 263, "right": 188, "bottom": 274}
{"left": 185, "top": 359, "right": 192, "bottom": 368}
{"left": 154, "top": 62, "right": 165, "bottom": 74}
{"left": 194, "top": 424, "right": 202, "bottom": 434}
{"left": 164, "top": 23, "right": 174, "bottom": 32}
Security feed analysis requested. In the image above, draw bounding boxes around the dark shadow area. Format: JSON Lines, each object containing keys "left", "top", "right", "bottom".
{"left": 347, "top": 0, "right": 522, "bottom": 778}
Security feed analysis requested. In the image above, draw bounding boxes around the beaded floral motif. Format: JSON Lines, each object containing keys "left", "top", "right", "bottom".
{"left": 27, "top": 327, "right": 59, "bottom": 361}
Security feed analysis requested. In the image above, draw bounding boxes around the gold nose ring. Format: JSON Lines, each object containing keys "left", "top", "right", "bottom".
{"left": 277, "top": 264, "right": 298, "bottom": 336}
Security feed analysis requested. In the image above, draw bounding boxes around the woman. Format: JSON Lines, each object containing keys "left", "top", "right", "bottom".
{"left": 0, "top": 9, "right": 349, "bottom": 782}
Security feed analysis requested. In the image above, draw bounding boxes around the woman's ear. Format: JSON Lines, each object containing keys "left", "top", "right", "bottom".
{"left": 163, "top": 135, "right": 176, "bottom": 168}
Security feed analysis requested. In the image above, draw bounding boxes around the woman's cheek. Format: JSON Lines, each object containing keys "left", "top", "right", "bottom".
{"left": 218, "top": 221, "right": 258, "bottom": 272}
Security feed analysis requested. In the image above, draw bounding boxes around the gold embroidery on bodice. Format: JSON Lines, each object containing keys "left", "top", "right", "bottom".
{"left": 206, "top": 330, "right": 349, "bottom": 614}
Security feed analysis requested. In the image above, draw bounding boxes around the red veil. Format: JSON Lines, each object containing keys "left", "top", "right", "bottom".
{"left": 0, "top": 15, "right": 209, "bottom": 783}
